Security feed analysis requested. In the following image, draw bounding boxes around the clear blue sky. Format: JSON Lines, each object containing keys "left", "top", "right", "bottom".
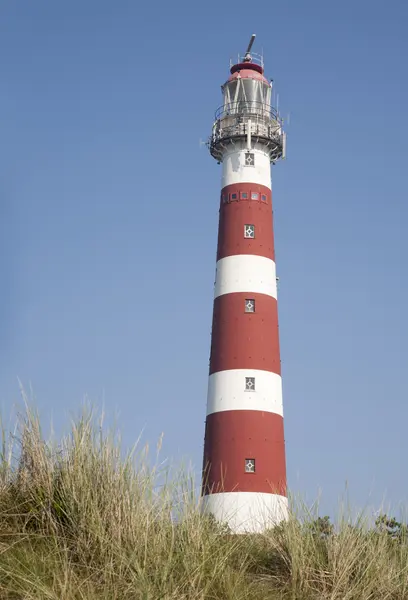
{"left": 1, "top": 0, "right": 407, "bottom": 518}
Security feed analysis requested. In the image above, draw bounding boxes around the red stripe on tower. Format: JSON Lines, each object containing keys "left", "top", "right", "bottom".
{"left": 201, "top": 35, "right": 288, "bottom": 533}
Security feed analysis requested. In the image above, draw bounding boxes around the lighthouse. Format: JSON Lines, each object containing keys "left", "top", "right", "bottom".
{"left": 201, "top": 35, "right": 288, "bottom": 533}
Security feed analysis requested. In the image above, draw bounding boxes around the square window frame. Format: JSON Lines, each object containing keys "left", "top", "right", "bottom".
{"left": 245, "top": 376, "right": 256, "bottom": 392}
{"left": 261, "top": 194, "right": 267, "bottom": 202}
{"left": 240, "top": 192, "right": 249, "bottom": 200}
{"left": 245, "top": 152, "right": 255, "bottom": 167}
{"left": 244, "top": 224, "right": 255, "bottom": 239}
{"left": 245, "top": 298, "right": 256, "bottom": 313}
{"left": 251, "top": 192, "right": 259, "bottom": 200}
{"left": 245, "top": 458, "right": 256, "bottom": 473}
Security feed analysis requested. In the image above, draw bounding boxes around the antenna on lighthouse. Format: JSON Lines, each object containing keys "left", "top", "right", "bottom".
{"left": 243, "top": 34, "right": 256, "bottom": 62}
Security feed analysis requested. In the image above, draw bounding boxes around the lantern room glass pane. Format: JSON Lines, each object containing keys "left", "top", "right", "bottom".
{"left": 223, "top": 79, "right": 271, "bottom": 116}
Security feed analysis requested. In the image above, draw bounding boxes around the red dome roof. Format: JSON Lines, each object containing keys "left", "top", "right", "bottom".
{"left": 228, "top": 63, "right": 269, "bottom": 84}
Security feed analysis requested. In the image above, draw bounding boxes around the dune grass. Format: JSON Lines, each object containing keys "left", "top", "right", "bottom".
{"left": 0, "top": 403, "right": 406, "bottom": 599}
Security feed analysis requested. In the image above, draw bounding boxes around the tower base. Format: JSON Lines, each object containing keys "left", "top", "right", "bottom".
{"left": 202, "top": 492, "right": 288, "bottom": 534}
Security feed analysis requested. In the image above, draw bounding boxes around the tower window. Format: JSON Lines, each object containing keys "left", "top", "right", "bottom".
{"left": 251, "top": 192, "right": 259, "bottom": 200}
{"left": 231, "top": 193, "right": 238, "bottom": 200}
{"left": 222, "top": 194, "right": 228, "bottom": 204}
{"left": 261, "top": 194, "right": 267, "bottom": 202}
{"left": 245, "top": 377, "right": 255, "bottom": 391}
{"left": 240, "top": 192, "right": 248, "bottom": 200}
{"left": 245, "top": 152, "right": 255, "bottom": 166}
{"left": 245, "top": 459, "right": 256, "bottom": 473}
{"left": 245, "top": 299, "right": 255, "bottom": 313}
{"left": 244, "top": 224, "right": 255, "bottom": 239}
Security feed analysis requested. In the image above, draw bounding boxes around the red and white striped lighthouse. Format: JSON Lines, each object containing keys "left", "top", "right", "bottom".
{"left": 202, "top": 36, "right": 288, "bottom": 533}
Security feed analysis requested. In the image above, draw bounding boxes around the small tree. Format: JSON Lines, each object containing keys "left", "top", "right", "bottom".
{"left": 375, "top": 513, "right": 408, "bottom": 541}
{"left": 308, "top": 515, "right": 334, "bottom": 538}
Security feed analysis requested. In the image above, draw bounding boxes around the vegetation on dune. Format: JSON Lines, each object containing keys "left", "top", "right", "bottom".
{"left": 0, "top": 403, "right": 406, "bottom": 599}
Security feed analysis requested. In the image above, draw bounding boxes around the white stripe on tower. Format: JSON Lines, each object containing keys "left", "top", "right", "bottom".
{"left": 214, "top": 254, "right": 277, "bottom": 299}
{"left": 221, "top": 147, "right": 272, "bottom": 187}
{"left": 206, "top": 369, "right": 283, "bottom": 416}
{"left": 204, "top": 492, "right": 289, "bottom": 535}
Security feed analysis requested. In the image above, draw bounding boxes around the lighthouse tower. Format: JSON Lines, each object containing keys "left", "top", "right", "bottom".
{"left": 201, "top": 36, "right": 288, "bottom": 533}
